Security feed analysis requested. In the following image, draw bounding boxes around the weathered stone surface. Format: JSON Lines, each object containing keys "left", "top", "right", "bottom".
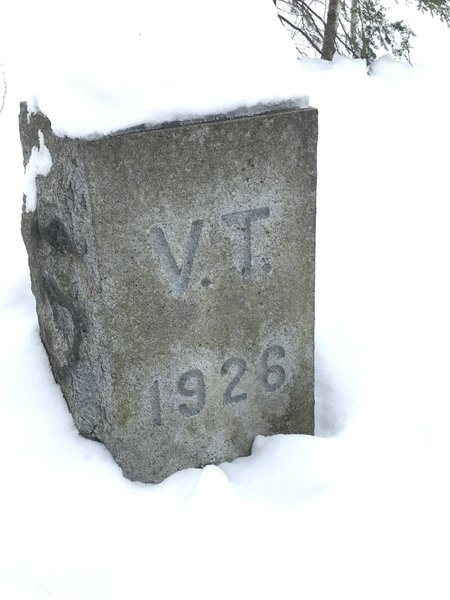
{"left": 20, "top": 102, "right": 317, "bottom": 483}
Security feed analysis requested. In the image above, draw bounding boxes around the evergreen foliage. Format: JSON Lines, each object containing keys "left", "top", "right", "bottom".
{"left": 274, "top": 0, "right": 450, "bottom": 62}
{"left": 414, "top": 0, "right": 450, "bottom": 24}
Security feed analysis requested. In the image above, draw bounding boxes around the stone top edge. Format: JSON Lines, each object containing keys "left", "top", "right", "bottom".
{"left": 116, "top": 98, "right": 312, "bottom": 138}
{"left": 20, "top": 97, "right": 312, "bottom": 141}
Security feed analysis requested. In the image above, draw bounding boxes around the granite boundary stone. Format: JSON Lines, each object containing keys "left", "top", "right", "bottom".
{"left": 20, "top": 102, "right": 318, "bottom": 482}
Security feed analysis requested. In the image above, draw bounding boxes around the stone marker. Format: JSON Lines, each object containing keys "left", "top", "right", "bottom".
{"left": 20, "top": 100, "right": 317, "bottom": 483}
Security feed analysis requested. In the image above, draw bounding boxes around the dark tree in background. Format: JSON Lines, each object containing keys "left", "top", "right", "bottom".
{"left": 274, "top": 0, "right": 450, "bottom": 62}
{"left": 322, "top": 0, "right": 343, "bottom": 59}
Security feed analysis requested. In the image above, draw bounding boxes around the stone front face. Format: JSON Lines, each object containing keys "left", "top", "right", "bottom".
{"left": 20, "top": 104, "right": 317, "bottom": 483}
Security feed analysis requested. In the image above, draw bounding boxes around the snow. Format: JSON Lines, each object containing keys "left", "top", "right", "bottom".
{"left": 1, "top": 2, "right": 450, "bottom": 599}
{"left": 23, "top": 130, "right": 52, "bottom": 212}
{"left": 23, "top": 0, "right": 307, "bottom": 138}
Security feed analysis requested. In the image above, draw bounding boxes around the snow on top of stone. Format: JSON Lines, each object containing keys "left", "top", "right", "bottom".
{"left": 28, "top": 0, "right": 308, "bottom": 138}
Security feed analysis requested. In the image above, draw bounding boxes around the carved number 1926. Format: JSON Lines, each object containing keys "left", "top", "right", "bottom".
{"left": 150, "top": 345, "right": 287, "bottom": 426}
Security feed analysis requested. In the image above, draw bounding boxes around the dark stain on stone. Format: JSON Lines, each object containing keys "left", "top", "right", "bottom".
{"left": 39, "top": 218, "right": 76, "bottom": 254}
{"left": 29, "top": 218, "right": 41, "bottom": 244}
{"left": 41, "top": 274, "right": 83, "bottom": 365}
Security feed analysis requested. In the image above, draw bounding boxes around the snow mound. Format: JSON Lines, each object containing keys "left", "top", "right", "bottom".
{"left": 28, "top": 0, "right": 308, "bottom": 138}
{"left": 368, "top": 54, "right": 415, "bottom": 78}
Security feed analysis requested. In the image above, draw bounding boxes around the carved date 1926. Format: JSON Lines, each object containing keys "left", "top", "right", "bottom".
{"left": 149, "top": 344, "right": 287, "bottom": 426}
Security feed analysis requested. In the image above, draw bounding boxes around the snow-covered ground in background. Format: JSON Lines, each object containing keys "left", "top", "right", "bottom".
{"left": 1, "top": 1, "right": 450, "bottom": 599}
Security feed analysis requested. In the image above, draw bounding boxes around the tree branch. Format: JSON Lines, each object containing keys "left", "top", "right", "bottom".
{"left": 296, "top": 0, "right": 328, "bottom": 26}
{"left": 0, "top": 64, "right": 6, "bottom": 114}
{"left": 337, "top": 17, "right": 357, "bottom": 54}
{"left": 278, "top": 13, "right": 323, "bottom": 54}
{"left": 278, "top": 0, "right": 327, "bottom": 27}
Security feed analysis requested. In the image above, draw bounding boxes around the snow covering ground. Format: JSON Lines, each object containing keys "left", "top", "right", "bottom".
{"left": 1, "top": 1, "right": 450, "bottom": 599}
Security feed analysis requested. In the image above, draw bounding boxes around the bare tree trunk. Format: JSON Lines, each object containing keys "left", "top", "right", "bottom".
{"left": 350, "top": 0, "right": 358, "bottom": 53}
{"left": 321, "top": 0, "right": 342, "bottom": 60}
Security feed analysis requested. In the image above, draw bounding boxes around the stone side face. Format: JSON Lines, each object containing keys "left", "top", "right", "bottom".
{"left": 20, "top": 104, "right": 318, "bottom": 482}
{"left": 19, "top": 106, "right": 113, "bottom": 441}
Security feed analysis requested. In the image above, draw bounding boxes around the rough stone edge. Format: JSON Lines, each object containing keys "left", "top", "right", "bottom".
{"left": 26, "top": 96, "right": 310, "bottom": 140}
{"left": 108, "top": 97, "right": 311, "bottom": 137}
{"left": 19, "top": 102, "right": 114, "bottom": 441}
